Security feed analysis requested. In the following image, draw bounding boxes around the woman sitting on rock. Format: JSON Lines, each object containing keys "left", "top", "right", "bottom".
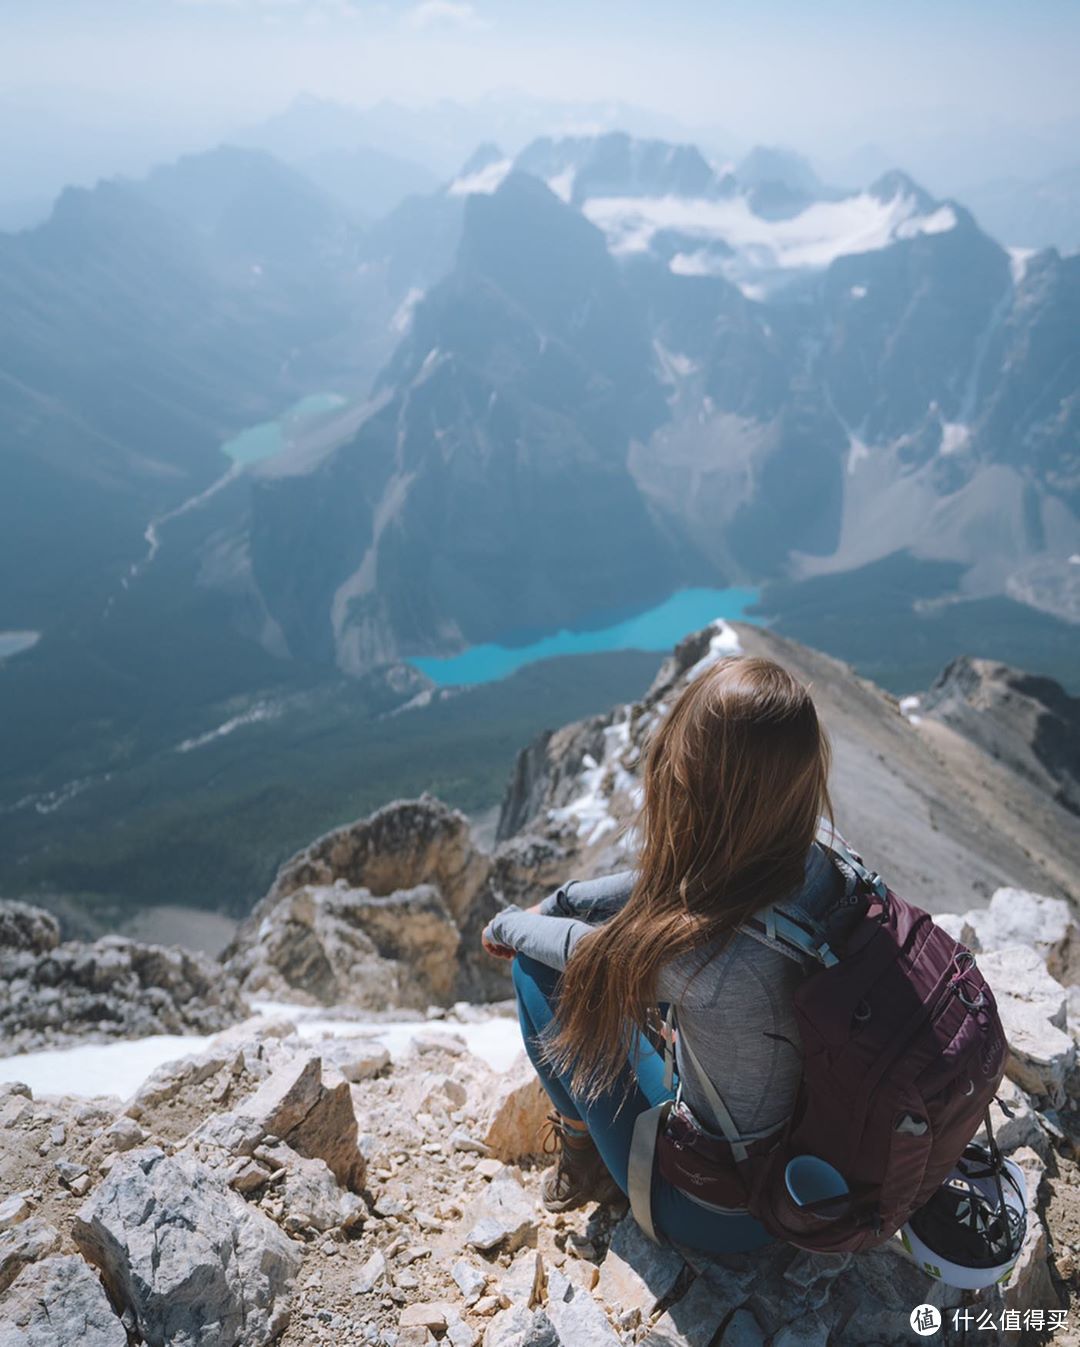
{"left": 481, "top": 655, "right": 845, "bottom": 1254}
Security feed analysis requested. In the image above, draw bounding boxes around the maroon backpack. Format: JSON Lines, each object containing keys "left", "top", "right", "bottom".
{"left": 628, "top": 830, "right": 1008, "bottom": 1253}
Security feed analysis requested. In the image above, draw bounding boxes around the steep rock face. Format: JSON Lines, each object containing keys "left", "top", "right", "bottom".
{"left": 0, "top": 906, "right": 250, "bottom": 1054}
{"left": 515, "top": 131, "right": 734, "bottom": 207}
{"left": 227, "top": 793, "right": 590, "bottom": 1011}
{"left": 229, "top": 883, "right": 462, "bottom": 1010}
{"left": 977, "top": 248, "right": 1080, "bottom": 507}
{"left": 921, "top": 655, "right": 1080, "bottom": 816}
{"left": 0, "top": 148, "right": 376, "bottom": 630}
{"left": 226, "top": 795, "right": 512, "bottom": 1007}
{"left": 246, "top": 171, "right": 692, "bottom": 672}
{"left": 496, "top": 621, "right": 1080, "bottom": 913}
{"left": 820, "top": 202, "right": 1011, "bottom": 445}
{"left": 256, "top": 793, "right": 490, "bottom": 927}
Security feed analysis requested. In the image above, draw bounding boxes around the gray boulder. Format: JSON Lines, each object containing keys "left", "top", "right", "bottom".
{"left": 0, "top": 1219, "right": 61, "bottom": 1295}
{"left": 72, "top": 1148, "right": 301, "bottom": 1347}
{"left": 0, "top": 1254, "right": 125, "bottom": 1347}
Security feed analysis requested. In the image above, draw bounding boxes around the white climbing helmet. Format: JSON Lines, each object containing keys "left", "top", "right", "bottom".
{"left": 899, "top": 1143, "right": 1027, "bottom": 1290}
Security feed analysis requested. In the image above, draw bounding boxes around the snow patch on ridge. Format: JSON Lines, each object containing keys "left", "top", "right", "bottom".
{"left": 653, "top": 340, "right": 700, "bottom": 385}
{"left": 548, "top": 716, "right": 641, "bottom": 846}
{"left": 899, "top": 694, "right": 923, "bottom": 726}
{"left": 545, "top": 168, "right": 576, "bottom": 203}
{"left": 391, "top": 287, "right": 424, "bottom": 335}
{"left": 447, "top": 158, "right": 512, "bottom": 196}
{"left": 685, "top": 619, "right": 743, "bottom": 681}
{"left": 175, "top": 702, "right": 281, "bottom": 754}
{"left": 847, "top": 434, "right": 871, "bottom": 474}
{"left": 1009, "top": 247, "right": 1037, "bottom": 286}
{"left": 939, "top": 421, "right": 971, "bottom": 457}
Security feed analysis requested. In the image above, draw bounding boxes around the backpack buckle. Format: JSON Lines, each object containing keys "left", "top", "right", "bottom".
{"left": 865, "top": 872, "right": 888, "bottom": 901}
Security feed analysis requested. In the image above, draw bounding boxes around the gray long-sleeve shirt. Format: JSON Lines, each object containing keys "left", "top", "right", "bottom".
{"left": 486, "top": 845, "right": 844, "bottom": 1141}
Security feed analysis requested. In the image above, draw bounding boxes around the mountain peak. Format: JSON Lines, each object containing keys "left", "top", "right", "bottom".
{"left": 514, "top": 131, "right": 728, "bottom": 206}
{"left": 736, "top": 145, "right": 824, "bottom": 197}
{"left": 457, "top": 142, "right": 506, "bottom": 177}
{"left": 869, "top": 169, "right": 937, "bottom": 211}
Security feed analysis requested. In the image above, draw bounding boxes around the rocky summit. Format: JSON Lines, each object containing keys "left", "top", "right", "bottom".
{"left": 0, "top": 882, "right": 1078, "bottom": 1347}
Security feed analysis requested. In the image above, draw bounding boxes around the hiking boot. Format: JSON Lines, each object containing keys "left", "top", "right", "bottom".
{"left": 539, "top": 1113, "right": 623, "bottom": 1212}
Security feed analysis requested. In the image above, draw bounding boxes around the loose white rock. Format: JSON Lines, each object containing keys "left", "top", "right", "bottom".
{"left": 0, "top": 1196, "right": 30, "bottom": 1233}
{"left": 977, "top": 947, "right": 1076, "bottom": 1106}
{"left": 938, "top": 889, "right": 1080, "bottom": 983}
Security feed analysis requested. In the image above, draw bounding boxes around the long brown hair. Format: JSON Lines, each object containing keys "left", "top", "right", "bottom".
{"left": 546, "top": 654, "right": 833, "bottom": 1101}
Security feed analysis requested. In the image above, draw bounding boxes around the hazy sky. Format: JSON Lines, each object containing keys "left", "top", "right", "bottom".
{"left": 6, "top": 0, "right": 1079, "bottom": 126}
{"left": 3, "top": 0, "right": 1079, "bottom": 202}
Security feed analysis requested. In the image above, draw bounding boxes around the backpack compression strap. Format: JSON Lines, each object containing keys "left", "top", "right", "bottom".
{"left": 627, "top": 1006, "right": 676, "bottom": 1244}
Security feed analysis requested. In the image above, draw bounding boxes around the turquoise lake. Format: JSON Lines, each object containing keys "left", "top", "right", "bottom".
{"left": 222, "top": 392, "right": 346, "bottom": 466}
{"left": 411, "top": 587, "right": 760, "bottom": 686}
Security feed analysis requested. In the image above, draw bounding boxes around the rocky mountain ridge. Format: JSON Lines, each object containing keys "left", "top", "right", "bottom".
{"left": 215, "top": 619, "right": 1079, "bottom": 1019}
{"left": 4, "top": 619, "right": 1077, "bottom": 1053}
{"left": 0, "top": 901, "right": 248, "bottom": 1056}
{"left": 491, "top": 620, "right": 1080, "bottom": 911}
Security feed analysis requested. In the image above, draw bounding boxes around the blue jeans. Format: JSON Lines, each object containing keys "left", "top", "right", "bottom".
{"left": 512, "top": 954, "right": 773, "bottom": 1255}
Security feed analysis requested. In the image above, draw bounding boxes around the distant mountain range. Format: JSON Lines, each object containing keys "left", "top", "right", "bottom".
{"left": 2, "top": 126, "right": 1077, "bottom": 915}
{"left": 186, "top": 131, "right": 1078, "bottom": 677}
{"left": 0, "top": 146, "right": 387, "bottom": 628}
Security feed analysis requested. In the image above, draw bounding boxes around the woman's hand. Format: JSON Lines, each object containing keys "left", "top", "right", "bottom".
{"left": 481, "top": 901, "right": 546, "bottom": 960}
{"left": 481, "top": 925, "right": 515, "bottom": 961}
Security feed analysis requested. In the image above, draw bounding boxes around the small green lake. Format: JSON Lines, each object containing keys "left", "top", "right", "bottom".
{"left": 222, "top": 392, "right": 347, "bottom": 466}
{"left": 411, "top": 587, "right": 760, "bottom": 686}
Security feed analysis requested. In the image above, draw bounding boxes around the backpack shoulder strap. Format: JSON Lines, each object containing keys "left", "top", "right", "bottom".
{"left": 739, "top": 907, "right": 840, "bottom": 968}
{"left": 814, "top": 821, "right": 888, "bottom": 901}
{"left": 673, "top": 1010, "right": 750, "bottom": 1162}
{"left": 738, "top": 822, "right": 884, "bottom": 967}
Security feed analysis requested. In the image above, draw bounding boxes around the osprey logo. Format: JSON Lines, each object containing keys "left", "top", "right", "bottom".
{"left": 981, "top": 1027, "right": 1006, "bottom": 1076}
